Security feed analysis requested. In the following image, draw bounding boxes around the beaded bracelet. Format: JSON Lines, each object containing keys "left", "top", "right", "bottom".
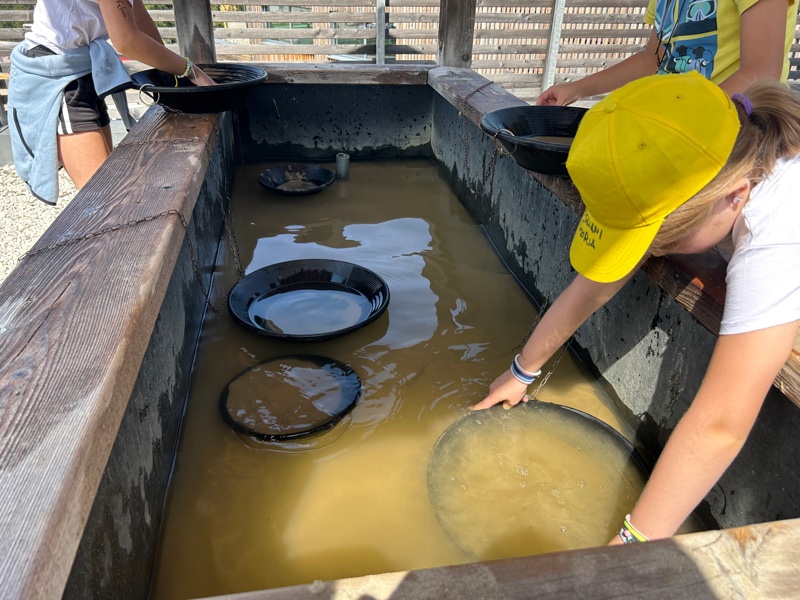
{"left": 510, "top": 353, "right": 541, "bottom": 386}
{"left": 618, "top": 514, "right": 649, "bottom": 544}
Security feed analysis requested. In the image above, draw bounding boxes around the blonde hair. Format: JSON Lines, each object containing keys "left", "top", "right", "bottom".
{"left": 650, "top": 81, "right": 800, "bottom": 256}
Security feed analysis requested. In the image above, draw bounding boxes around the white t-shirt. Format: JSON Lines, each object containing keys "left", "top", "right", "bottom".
{"left": 24, "top": 0, "right": 132, "bottom": 53}
{"left": 718, "top": 155, "right": 800, "bottom": 334}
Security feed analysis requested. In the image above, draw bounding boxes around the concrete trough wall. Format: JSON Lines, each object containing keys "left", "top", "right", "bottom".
{"left": 428, "top": 87, "right": 800, "bottom": 532}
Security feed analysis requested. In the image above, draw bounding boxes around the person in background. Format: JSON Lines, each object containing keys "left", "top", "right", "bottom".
{"left": 473, "top": 71, "right": 800, "bottom": 543}
{"left": 536, "top": 0, "right": 796, "bottom": 104}
{"left": 8, "top": 0, "right": 215, "bottom": 204}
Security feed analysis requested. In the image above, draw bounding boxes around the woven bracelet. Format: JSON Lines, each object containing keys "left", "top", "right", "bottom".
{"left": 177, "top": 57, "right": 193, "bottom": 79}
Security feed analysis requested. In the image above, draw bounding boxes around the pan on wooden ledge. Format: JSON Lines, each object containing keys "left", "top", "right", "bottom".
{"left": 130, "top": 63, "right": 267, "bottom": 113}
{"left": 480, "top": 105, "right": 587, "bottom": 176}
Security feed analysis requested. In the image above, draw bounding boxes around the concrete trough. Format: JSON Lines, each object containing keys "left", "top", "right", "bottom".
{"left": 1, "top": 65, "right": 799, "bottom": 600}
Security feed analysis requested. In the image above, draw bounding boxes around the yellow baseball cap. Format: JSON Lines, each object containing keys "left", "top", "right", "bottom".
{"left": 566, "top": 71, "right": 741, "bottom": 283}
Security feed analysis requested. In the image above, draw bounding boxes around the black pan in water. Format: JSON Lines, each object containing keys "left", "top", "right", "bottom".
{"left": 428, "top": 402, "right": 649, "bottom": 559}
{"left": 220, "top": 354, "right": 361, "bottom": 441}
{"left": 258, "top": 164, "right": 335, "bottom": 196}
{"left": 227, "top": 259, "right": 390, "bottom": 342}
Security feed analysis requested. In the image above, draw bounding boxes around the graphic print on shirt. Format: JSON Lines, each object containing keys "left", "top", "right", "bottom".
{"left": 655, "top": 0, "right": 718, "bottom": 78}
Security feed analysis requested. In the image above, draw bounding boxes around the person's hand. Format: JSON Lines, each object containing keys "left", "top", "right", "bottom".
{"left": 471, "top": 369, "right": 530, "bottom": 411}
{"left": 188, "top": 65, "right": 217, "bottom": 87}
{"left": 535, "top": 81, "right": 583, "bottom": 106}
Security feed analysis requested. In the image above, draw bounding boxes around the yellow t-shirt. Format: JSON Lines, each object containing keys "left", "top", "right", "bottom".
{"left": 645, "top": 0, "right": 797, "bottom": 83}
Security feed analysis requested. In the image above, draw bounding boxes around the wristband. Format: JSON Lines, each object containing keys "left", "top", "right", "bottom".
{"left": 510, "top": 353, "right": 541, "bottom": 386}
{"left": 618, "top": 514, "right": 649, "bottom": 544}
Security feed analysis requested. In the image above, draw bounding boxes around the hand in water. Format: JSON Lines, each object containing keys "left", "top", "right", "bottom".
{"left": 470, "top": 369, "right": 529, "bottom": 411}
{"left": 188, "top": 66, "right": 217, "bottom": 87}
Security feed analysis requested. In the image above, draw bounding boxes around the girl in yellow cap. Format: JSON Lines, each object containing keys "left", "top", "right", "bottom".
{"left": 474, "top": 71, "right": 800, "bottom": 543}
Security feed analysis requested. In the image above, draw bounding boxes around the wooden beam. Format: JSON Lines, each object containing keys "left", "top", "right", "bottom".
{"left": 438, "top": 0, "right": 477, "bottom": 68}
{"left": 194, "top": 518, "right": 800, "bottom": 599}
{"left": 542, "top": 0, "right": 566, "bottom": 90}
{"left": 0, "top": 109, "right": 222, "bottom": 600}
{"left": 173, "top": 0, "right": 216, "bottom": 63}
{"left": 376, "top": 0, "right": 386, "bottom": 65}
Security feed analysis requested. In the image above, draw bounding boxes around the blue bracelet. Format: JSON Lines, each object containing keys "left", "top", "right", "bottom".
{"left": 510, "top": 354, "right": 541, "bottom": 386}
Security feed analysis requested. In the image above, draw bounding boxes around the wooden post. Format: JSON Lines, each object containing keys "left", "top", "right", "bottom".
{"left": 376, "top": 0, "right": 386, "bottom": 65}
{"left": 542, "top": 0, "right": 566, "bottom": 90}
{"left": 173, "top": 0, "right": 216, "bottom": 64}
{"left": 438, "top": 0, "right": 477, "bottom": 68}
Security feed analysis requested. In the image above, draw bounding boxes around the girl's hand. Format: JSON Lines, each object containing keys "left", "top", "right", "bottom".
{"left": 535, "top": 81, "right": 583, "bottom": 106}
{"left": 471, "top": 369, "right": 530, "bottom": 411}
{"left": 188, "top": 65, "right": 217, "bottom": 87}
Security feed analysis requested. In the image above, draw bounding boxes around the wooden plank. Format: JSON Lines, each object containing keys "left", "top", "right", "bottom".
{"left": 438, "top": 0, "right": 477, "bottom": 68}
{"left": 256, "top": 63, "right": 431, "bottom": 85}
{"left": 376, "top": 0, "right": 387, "bottom": 65}
{"left": 428, "top": 66, "right": 527, "bottom": 125}
{"left": 194, "top": 518, "right": 800, "bottom": 599}
{"left": 0, "top": 109, "right": 222, "bottom": 600}
{"left": 173, "top": 0, "right": 216, "bottom": 63}
{"left": 212, "top": 43, "right": 436, "bottom": 57}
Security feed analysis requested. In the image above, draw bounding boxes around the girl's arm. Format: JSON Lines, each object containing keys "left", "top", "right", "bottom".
{"left": 132, "top": 0, "right": 164, "bottom": 44}
{"left": 615, "top": 319, "right": 799, "bottom": 542}
{"left": 536, "top": 28, "right": 661, "bottom": 106}
{"left": 718, "top": 0, "right": 789, "bottom": 95}
{"left": 471, "top": 271, "right": 634, "bottom": 410}
{"left": 98, "top": 0, "right": 215, "bottom": 86}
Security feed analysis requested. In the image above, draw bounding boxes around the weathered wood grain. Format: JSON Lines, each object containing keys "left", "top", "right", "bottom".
{"left": 197, "top": 517, "right": 800, "bottom": 599}
{"left": 0, "top": 109, "right": 222, "bottom": 600}
{"left": 173, "top": 0, "right": 216, "bottom": 63}
{"left": 258, "top": 63, "right": 431, "bottom": 85}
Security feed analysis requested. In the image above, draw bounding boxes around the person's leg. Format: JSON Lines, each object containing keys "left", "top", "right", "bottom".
{"left": 56, "top": 75, "right": 113, "bottom": 189}
{"left": 57, "top": 127, "right": 112, "bottom": 189}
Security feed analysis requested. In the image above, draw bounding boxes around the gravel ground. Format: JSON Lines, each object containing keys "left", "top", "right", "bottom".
{"left": 0, "top": 165, "right": 77, "bottom": 284}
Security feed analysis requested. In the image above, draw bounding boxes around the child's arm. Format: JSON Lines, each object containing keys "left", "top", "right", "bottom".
{"left": 132, "top": 0, "right": 165, "bottom": 45}
{"left": 536, "top": 28, "right": 661, "bottom": 106}
{"left": 718, "top": 0, "right": 790, "bottom": 95}
{"left": 471, "top": 272, "right": 634, "bottom": 410}
{"left": 613, "top": 319, "right": 799, "bottom": 542}
{"left": 99, "top": 0, "right": 216, "bottom": 86}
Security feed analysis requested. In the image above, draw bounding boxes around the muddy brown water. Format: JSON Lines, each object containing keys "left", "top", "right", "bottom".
{"left": 148, "top": 160, "right": 659, "bottom": 599}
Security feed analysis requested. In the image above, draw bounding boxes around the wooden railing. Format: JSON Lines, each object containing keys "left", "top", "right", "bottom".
{"left": 0, "top": 1, "right": 799, "bottom": 104}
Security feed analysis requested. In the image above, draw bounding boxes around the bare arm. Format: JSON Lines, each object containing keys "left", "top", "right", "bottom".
{"left": 536, "top": 28, "right": 661, "bottom": 106}
{"left": 132, "top": 0, "right": 164, "bottom": 44}
{"left": 471, "top": 271, "right": 634, "bottom": 410}
{"left": 614, "top": 320, "right": 799, "bottom": 542}
{"left": 98, "top": 0, "right": 215, "bottom": 86}
{"left": 718, "top": 0, "right": 790, "bottom": 95}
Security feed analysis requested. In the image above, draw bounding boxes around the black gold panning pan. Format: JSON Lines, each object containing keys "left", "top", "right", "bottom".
{"left": 427, "top": 401, "right": 649, "bottom": 560}
{"left": 219, "top": 354, "right": 361, "bottom": 441}
{"left": 227, "top": 259, "right": 390, "bottom": 342}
